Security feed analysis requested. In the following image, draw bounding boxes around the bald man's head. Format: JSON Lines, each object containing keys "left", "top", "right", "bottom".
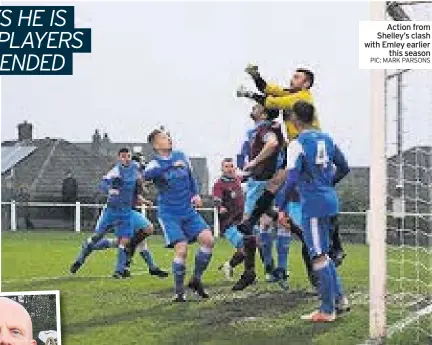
{"left": 0, "top": 297, "right": 36, "bottom": 345}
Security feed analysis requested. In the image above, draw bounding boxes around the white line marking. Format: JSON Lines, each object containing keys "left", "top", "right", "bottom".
{"left": 358, "top": 303, "right": 432, "bottom": 345}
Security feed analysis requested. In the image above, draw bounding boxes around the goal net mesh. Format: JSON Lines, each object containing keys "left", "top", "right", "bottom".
{"left": 384, "top": 2, "right": 432, "bottom": 343}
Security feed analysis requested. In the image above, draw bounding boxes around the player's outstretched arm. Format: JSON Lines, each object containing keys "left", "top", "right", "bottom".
{"left": 245, "top": 64, "right": 290, "bottom": 96}
{"left": 244, "top": 133, "right": 279, "bottom": 170}
{"left": 332, "top": 145, "right": 350, "bottom": 185}
{"left": 245, "top": 64, "right": 267, "bottom": 93}
{"left": 264, "top": 89, "right": 313, "bottom": 110}
{"left": 264, "top": 83, "right": 293, "bottom": 96}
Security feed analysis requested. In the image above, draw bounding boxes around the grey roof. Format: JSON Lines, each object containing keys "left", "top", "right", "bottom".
{"left": 1, "top": 145, "right": 37, "bottom": 174}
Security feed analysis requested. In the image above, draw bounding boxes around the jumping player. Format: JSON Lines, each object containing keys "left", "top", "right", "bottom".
{"left": 144, "top": 128, "right": 214, "bottom": 302}
{"left": 70, "top": 148, "right": 139, "bottom": 278}
{"left": 232, "top": 104, "right": 284, "bottom": 291}
{"left": 213, "top": 158, "right": 245, "bottom": 279}
{"left": 277, "top": 101, "right": 350, "bottom": 322}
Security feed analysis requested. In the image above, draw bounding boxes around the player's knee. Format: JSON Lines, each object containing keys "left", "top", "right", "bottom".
{"left": 312, "top": 254, "right": 329, "bottom": 269}
{"left": 119, "top": 237, "right": 130, "bottom": 246}
{"left": 89, "top": 233, "right": 103, "bottom": 245}
{"left": 260, "top": 215, "right": 272, "bottom": 228}
{"left": 174, "top": 241, "right": 188, "bottom": 259}
{"left": 136, "top": 240, "right": 147, "bottom": 252}
{"left": 199, "top": 229, "right": 214, "bottom": 249}
{"left": 144, "top": 225, "right": 154, "bottom": 235}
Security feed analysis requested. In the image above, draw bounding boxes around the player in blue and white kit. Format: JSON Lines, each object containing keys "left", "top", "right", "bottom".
{"left": 70, "top": 148, "right": 139, "bottom": 279}
{"left": 144, "top": 128, "right": 214, "bottom": 302}
{"left": 277, "top": 101, "right": 350, "bottom": 322}
{"left": 122, "top": 153, "right": 169, "bottom": 278}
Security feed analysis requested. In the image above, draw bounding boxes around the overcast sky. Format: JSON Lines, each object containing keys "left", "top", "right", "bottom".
{"left": 1, "top": 1, "right": 430, "bottom": 184}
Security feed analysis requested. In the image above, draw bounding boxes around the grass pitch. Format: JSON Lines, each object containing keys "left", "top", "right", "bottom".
{"left": 2, "top": 231, "right": 430, "bottom": 345}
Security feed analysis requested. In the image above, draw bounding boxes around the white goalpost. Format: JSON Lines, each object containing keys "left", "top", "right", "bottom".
{"left": 369, "top": 4, "right": 387, "bottom": 341}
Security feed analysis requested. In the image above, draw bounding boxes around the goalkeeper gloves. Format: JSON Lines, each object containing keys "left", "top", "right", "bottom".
{"left": 236, "top": 85, "right": 266, "bottom": 105}
{"left": 236, "top": 85, "right": 255, "bottom": 98}
{"left": 245, "top": 63, "right": 259, "bottom": 77}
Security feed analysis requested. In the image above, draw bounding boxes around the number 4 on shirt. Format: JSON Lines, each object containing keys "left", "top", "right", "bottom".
{"left": 315, "top": 140, "right": 329, "bottom": 167}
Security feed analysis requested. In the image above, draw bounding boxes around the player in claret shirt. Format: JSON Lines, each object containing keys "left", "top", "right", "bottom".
{"left": 277, "top": 101, "right": 350, "bottom": 322}
{"left": 213, "top": 158, "right": 246, "bottom": 279}
{"left": 232, "top": 104, "right": 285, "bottom": 291}
{"left": 144, "top": 128, "right": 214, "bottom": 302}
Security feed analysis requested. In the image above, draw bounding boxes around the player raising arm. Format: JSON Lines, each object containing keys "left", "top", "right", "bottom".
{"left": 277, "top": 101, "right": 350, "bottom": 322}
{"left": 233, "top": 104, "right": 285, "bottom": 291}
{"left": 144, "top": 128, "right": 214, "bottom": 302}
{"left": 240, "top": 66, "right": 320, "bottom": 140}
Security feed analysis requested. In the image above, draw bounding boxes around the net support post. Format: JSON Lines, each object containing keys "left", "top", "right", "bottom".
{"left": 75, "top": 201, "right": 81, "bottom": 233}
{"left": 10, "top": 200, "right": 17, "bottom": 231}
{"left": 213, "top": 207, "right": 220, "bottom": 239}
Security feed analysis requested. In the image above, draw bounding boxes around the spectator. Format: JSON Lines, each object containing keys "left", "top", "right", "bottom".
{"left": 62, "top": 170, "right": 78, "bottom": 219}
{"left": 17, "top": 184, "right": 34, "bottom": 229}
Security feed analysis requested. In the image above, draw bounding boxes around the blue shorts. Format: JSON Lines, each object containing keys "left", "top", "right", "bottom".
{"left": 224, "top": 226, "right": 244, "bottom": 249}
{"left": 244, "top": 179, "right": 267, "bottom": 215}
{"left": 286, "top": 202, "right": 302, "bottom": 228}
{"left": 131, "top": 210, "right": 152, "bottom": 230}
{"left": 95, "top": 207, "right": 133, "bottom": 239}
{"left": 302, "top": 216, "right": 331, "bottom": 259}
{"left": 158, "top": 208, "right": 209, "bottom": 247}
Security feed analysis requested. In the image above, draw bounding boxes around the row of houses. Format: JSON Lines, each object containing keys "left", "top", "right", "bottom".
{"left": 1, "top": 121, "right": 210, "bottom": 203}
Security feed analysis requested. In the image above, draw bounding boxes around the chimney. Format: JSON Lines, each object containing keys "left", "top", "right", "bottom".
{"left": 18, "top": 121, "right": 33, "bottom": 142}
{"left": 91, "top": 129, "right": 102, "bottom": 153}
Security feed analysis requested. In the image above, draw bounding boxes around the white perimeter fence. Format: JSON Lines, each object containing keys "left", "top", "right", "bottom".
{"left": 2, "top": 201, "right": 370, "bottom": 243}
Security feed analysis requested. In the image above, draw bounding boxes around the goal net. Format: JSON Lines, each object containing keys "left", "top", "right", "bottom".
{"left": 370, "top": 2, "right": 432, "bottom": 343}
